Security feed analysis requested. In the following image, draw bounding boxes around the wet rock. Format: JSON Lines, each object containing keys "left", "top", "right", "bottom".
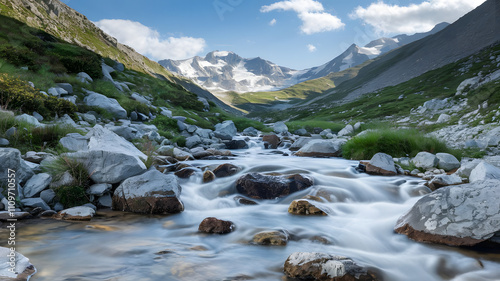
{"left": 242, "top": 127, "right": 259, "bottom": 137}
{"left": 175, "top": 168, "right": 197, "bottom": 179}
{"left": 436, "top": 153, "right": 460, "bottom": 171}
{"left": 213, "top": 163, "right": 240, "bottom": 178}
{"left": 469, "top": 161, "right": 500, "bottom": 183}
{"left": 412, "top": 152, "right": 439, "bottom": 170}
{"left": 234, "top": 196, "right": 258, "bottom": 205}
{"left": 185, "top": 135, "right": 202, "bottom": 149}
{"left": 112, "top": 169, "right": 183, "bottom": 214}
{"left": 290, "top": 137, "right": 313, "bottom": 151}
{"left": 236, "top": 173, "right": 314, "bottom": 199}
{"left": 395, "top": 180, "right": 500, "bottom": 246}
{"left": 225, "top": 140, "right": 248, "bottom": 150}
{"left": 39, "top": 210, "right": 57, "bottom": 217}
{"left": 273, "top": 121, "right": 288, "bottom": 134}
{"left": 262, "top": 134, "right": 281, "bottom": 149}
{"left": 284, "top": 252, "right": 379, "bottom": 281}
{"left": 214, "top": 120, "right": 237, "bottom": 140}
{"left": 56, "top": 206, "right": 95, "bottom": 221}
{"left": 23, "top": 173, "right": 52, "bottom": 198}
{"left": 295, "top": 139, "right": 345, "bottom": 158}
{"left": 288, "top": 199, "right": 328, "bottom": 216}
{"left": 198, "top": 217, "right": 235, "bottom": 234}
{"left": 428, "top": 174, "right": 463, "bottom": 190}
{"left": 364, "top": 153, "right": 397, "bottom": 176}
{"left": 0, "top": 247, "right": 36, "bottom": 280}
{"left": 203, "top": 170, "right": 215, "bottom": 183}
{"left": 173, "top": 148, "right": 194, "bottom": 161}
{"left": 252, "top": 230, "right": 288, "bottom": 246}
{"left": 0, "top": 211, "right": 31, "bottom": 220}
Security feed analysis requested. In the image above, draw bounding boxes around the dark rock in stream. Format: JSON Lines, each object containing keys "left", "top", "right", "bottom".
{"left": 284, "top": 252, "right": 380, "bottom": 281}
{"left": 203, "top": 170, "right": 215, "bottom": 183}
{"left": 262, "top": 134, "right": 281, "bottom": 149}
{"left": 252, "top": 230, "right": 288, "bottom": 246}
{"left": 174, "top": 168, "right": 197, "bottom": 179}
{"left": 198, "top": 217, "right": 235, "bottom": 234}
{"left": 225, "top": 140, "right": 249, "bottom": 149}
{"left": 213, "top": 163, "right": 240, "bottom": 178}
{"left": 288, "top": 199, "right": 328, "bottom": 216}
{"left": 236, "top": 173, "right": 314, "bottom": 199}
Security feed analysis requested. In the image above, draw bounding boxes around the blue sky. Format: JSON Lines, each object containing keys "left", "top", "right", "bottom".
{"left": 61, "top": 0, "right": 486, "bottom": 70}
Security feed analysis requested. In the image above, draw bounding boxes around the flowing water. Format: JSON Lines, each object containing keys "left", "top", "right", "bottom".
{"left": 2, "top": 138, "right": 500, "bottom": 281}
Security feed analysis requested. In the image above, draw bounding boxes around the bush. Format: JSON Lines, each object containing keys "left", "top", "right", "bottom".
{"left": 231, "top": 117, "right": 266, "bottom": 131}
{"left": 342, "top": 129, "right": 453, "bottom": 160}
{"left": 151, "top": 115, "right": 179, "bottom": 132}
{"left": 286, "top": 120, "right": 344, "bottom": 133}
{"left": 54, "top": 185, "right": 89, "bottom": 208}
{"left": 42, "top": 156, "right": 91, "bottom": 187}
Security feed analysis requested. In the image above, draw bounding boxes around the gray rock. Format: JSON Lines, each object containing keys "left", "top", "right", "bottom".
{"left": 295, "top": 139, "right": 345, "bottom": 158}
{"left": 77, "top": 72, "right": 93, "bottom": 83}
{"left": 465, "top": 139, "right": 478, "bottom": 148}
{"left": 23, "top": 173, "right": 52, "bottom": 198}
{"left": 59, "top": 133, "right": 89, "bottom": 152}
{"left": 98, "top": 194, "right": 112, "bottom": 208}
{"left": 23, "top": 151, "right": 52, "bottom": 164}
{"left": 49, "top": 170, "right": 75, "bottom": 188}
{"left": 5, "top": 127, "right": 17, "bottom": 138}
{"left": 32, "top": 111, "right": 44, "bottom": 121}
{"left": 15, "top": 114, "right": 42, "bottom": 127}
{"left": 56, "top": 83, "right": 73, "bottom": 94}
{"left": 102, "top": 62, "right": 115, "bottom": 82}
{"left": 53, "top": 203, "right": 64, "bottom": 212}
{"left": 62, "top": 95, "right": 77, "bottom": 105}
{"left": 242, "top": 127, "right": 259, "bottom": 137}
{"left": 57, "top": 114, "right": 78, "bottom": 127}
{"left": 436, "top": 153, "right": 460, "bottom": 171}
{"left": 214, "top": 120, "right": 237, "bottom": 140}
{"left": 114, "top": 62, "right": 125, "bottom": 72}
{"left": 0, "top": 138, "right": 9, "bottom": 146}
{"left": 0, "top": 247, "right": 35, "bottom": 280}
{"left": 354, "top": 122, "right": 363, "bottom": 131}
{"left": 187, "top": 125, "right": 197, "bottom": 134}
{"left": 469, "top": 161, "right": 500, "bottom": 183}
{"left": 131, "top": 92, "right": 150, "bottom": 105}
{"left": 21, "top": 198, "right": 50, "bottom": 211}
{"left": 108, "top": 126, "right": 140, "bottom": 141}
{"left": 112, "top": 169, "right": 183, "bottom": 214}
{"left": 412, "top": 152, "right": 439, "bottom": 170}
{"left": 84, "top": 91, "right": 127, "bottom": 119}
{"left": 338, "top": 124, "right": 354, "bottom": 137}
{"left": 172, "top": 116, "right": 187, "bottom": 122}
{"left": 87, "top": 183, "right": 112, "bottom": 196}
{"left": 366, "top": 153, "right": 397, "bottom": 176}
{"left": 87, "top": 125, "right": 147, "bottom": 161}
{"left": 83, "top": 203, "right": 97, "bottom": 211}
{"left": 113, "top": 81, "right": 130, "bottom": 92}
{"left": 428, "top": 174, "right": 463, "bottom": 190}
{"left": 395, "top": 180, "right": 500, "bottom": 246}
{"left": 294, "top": 128, "right": 308, "bottom": 136}
{"left": 198, "top": 97, "right": 210, "bottom": 110}
{"left": 81, "top": 113, "right": 97, "bottom": 124}
{"left": 436, "top": 113, "right": 451, "bottom": 123}
{"left": 159, "top": 107, "right": 172, "bottom": 117}
{"left": 455, "top": 159, "right": 481, "bottom": 178}
{"left": 0, "top": 148, "right": 34, "bottom": 185}
{"left": 186, "top": 135, "right": 202, "bottom": 149}
{"left": 48, "top": 86, "right": 67, "bottom": 97}
{"left": 130, "top": 111, "right": 138, "bottom": 121}
{"left": 173, "top": 148, "right": 194, "bottom": 161}
{"left": 57, "top": 206, "right": 95, "bottom": 220}
{"left": 195, "top": 128, "right": 213, "bottom": 139}
{"left": 290, "top": 137, "right": 313, "bottom": 151}
{"left": 40, "top": 189, "right": 56, "bottom": 204}
{"left": 273, "top": 121, "right": 288, "bottom": 134}
{"left": 145, "top": 130, "right": 161, "bottom": 143}
{"left": 177, "top": 120, "right": 187, "bottom": 131}
{"left": 319, "top": 129, "right": 332, "bottom": 138}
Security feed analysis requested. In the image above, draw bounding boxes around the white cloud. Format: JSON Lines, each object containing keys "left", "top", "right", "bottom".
{"left": 269, "top": 18, "right": 277, "bottom": 26}
{"left": 261, "top": 0, "right": 345, "bottom": 34}
{"left": 95, "top": 19, "right": 206, "bottom": 60}
{"left": 307, "top": 44, "right": 317, "bottom": 52}
{"left": 351, "top": 0, "right": 486, "bottom": 34}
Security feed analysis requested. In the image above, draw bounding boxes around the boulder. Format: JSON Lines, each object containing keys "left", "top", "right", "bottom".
{"left": 49, "top": 170, "right": 75, "bottom": 188}
{"left": 213, "top": 163, "right": 240, "bottom": 178}
{"left": 40, "top": 189, "right": 56, "bottom": 204}
{"left": 15, "top": 114, "right": 42, "bottom": 127}
{"left": 252, "top": 230, "right": 288, "bottom": 246}
{"left": 198, "top": 97, "right": 210, "bottom": 110}
{"left": 48, "top": 86, "right": 68, "bottom": 97}
{"left": 87, "top": 125, "right": 147, "bottom": 161}
{"left": 87, "top": 183, "right": 112, "bottom": 196}
{"left": 32, "top": 111, "right": 44, "bottom": 121}
{"left": 436, "top": 153, "right": 460, "bottom": 171}
{"left": 173, "top": 148, "right": 194, "bottom": 161}
{"left": 112, "top": 169, "right": 183, "bottom": 214}
{"left": 436, "top": 113, "right": 451, "bottom": 123}
{"left": 236, "top": 173, "right": 314, "bottom": 199}
{"left": 77, "top": 72, "right": 93, "bottom": 83}
{"left": 288, "top": 199, "right": 328, "bottom": 216}
{"left": 214, "top": 120, "right": 237, "bottom": 140}
{"left": 108, "top": 126, "right": 140, "bottom": 141}
{"left": 0, "top": 138, "right": 9, "bottom": 146}
{"left": 262, "top": 135, "right": 281, "bottom": 149}
{"left": 0, "top": 148, "right": 34, "bottom": 184}
{"left": 195, "top": 128, "right": 213, "bottom": 139}
{"left": 395, "top": 180, "right": 500, "bottom": 246}
{"left": 131, "top": 92, "right": 151, "bottom": 105}
{"left": 80, "top": 113, "right": 97, "bottom": 124}
{"left": 455, "top": 159, "right": 481, "bottom": 178}
{"left": 23, "top": 173, "right": 52, "bottom": 198}
{"left": 23, "top": 151, "right": 52, "bottom": 164}
{"left": 225, "top": 140, "right": 248, "bottom": 150}
{"left": 294, "top": 128, "right": 309, "bottom": 136}
{"left": 185, "top": 135, "right": 202, "bottom": 149}
{"left": 354, "top": 122, "right": 363, "bottom": 131}
{"left": 84, "top": 91, "right": 127, "bottom": 119}
{"left": 242, "top": 127, "right": 259, "bottom": 137}
{"left": 273, "top": 121, "right": 288, "bottom": 134}
{"left": 295, "top": 139, "right": 345, "bottom": 158}
{"left": 56, "top": 206, "right": 95, "bottom": 221}
{"left": 198, "top": 217, "right": 235, "bottom": 234}
{"left": 0, "top": 211, "right": 30, "bottom": 220}
{"left": 159, "top": 107, "right": 173, "bottom": 117}
{"left": 290, "top": 137, "right": 313, "bottom": 151}
{"left": 338, "top": 124, "right": 354, "bottom": 137}
{"left": 174, "top": 168, "right": 197, "bottom": 179}
{"left": 0, "top": 247, "right": 36, "bottom": 280}
{"left": 59, "top": 133, "right": 89, "bottom": 152}
{"left": 203, "top": 170, "right": 215, "bottom": 183}
{"left": 21, "top": 198, "right": 50, "bottom": 211}
{"left": 56, "top": 83, "right": 73, "bottom": 94}
{"left": 284, "top": 252, "right": 378, "bottom": 281}
{"left": 428, "top": 174, "right": 463, "bottom": 190}
{"left": 412, "top": 152, "right": 438, "bottom": 170}
{"left": 5, "top": 127, "right": 17, "bottom": 138}
{"left": 469, "top": 161, "right": 500, "bottom": 183}
{"left": 364, "top": 153, "right": 397, "bottom": 176}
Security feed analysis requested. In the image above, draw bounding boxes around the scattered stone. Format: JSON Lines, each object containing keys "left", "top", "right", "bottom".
{"left": 5, "top": 127, "right": 17, "bottom": 138}
{"left": 236, "top": 173, "right": 314, "bottom": 199}
{"left": 40, "top": 189, "right": 56, "bottom": 204}
{"left": 214, "top": 120, "right": 237, "bottom": 140}
{"left": 173, "top": 148, "right": 194, "bottom": 161}
{"left": 354, "top": 122, "right": 363, "bottom": 131}
{"left": 0, "top": 148, "right": 34, "bottom": 184}
{"left": 21, "top": 198, "right": 50, "bottom": 211}
{"left": 436, "top": 153, "right": 460, "bottom": 171}
{"left": 56, "top": 206, "right": 95, "bottom": 221}
{"left": 225, "top": 140, "right": 248, "bottom": 150}
{"left": 455, "top": 159, "right": 481, "bottom": 178}
{"left": 32, "top": 111, "right": 44, "bottom": 121}
{"left": 288, "top": 199, "right": 328, "bottom": 216}
{"left": 15, "top": 114, "right": 42, "bottom": 127}
{"left": 23, "top": 173, "right": 52, "bottom": 198}
{"left": 56, "top": 83, "right": 73, "bottom": 94}
{"left": 364, "top": 153, "right": 397, "bottom": 176}
{"left": 395, "top": 180, "right": 500, "bottom": 246}
{"left": 252, "top": 231, "right": 288, "bottom": 246}
{"left": 242, "top": 127, "right": 259, "bottom": 136}
{"left": 213, "top": 163, "right": 240, "bottom": 178}
{"left": 294, "top": 128, "right": 309, "bottom": 136}
{"left": 112, "top": 169, "right": 183, "bottom": 214}
{"left": 427, "top": 174, "right": 463, "bottom": 190}
{"left": 295, "top": 139, "right": 345, "bottom": 158}
{"left": 23, "top": 151, "right": 52, "bottom": 164}
{"left": 469, "top": 161, "right": 500, "bottom": 183}
{"left": 262, "top": 134, "right": 281, "bottom": 149}
{"left": 412, "top": 152, "right": 439, "bottom": 170}
{"left": 87, "top": 183, "right": 112, "bottom": 196}
{"left": 0, "top": 211, "right": 30, "bottom": 220}
{"left": 77, "top": 72, "right": 93, "bottom": 83}
{"left": 84, "top": 91, "right": 127, "bottom": 119}
{"left": 0, "top": 138, "right": 9, "bottom": 146}
{"left": 436, "top": 113, "right": 451, "bottom": 123}
{"left": 198, "top": 217, "right": 235, "bottom": 234}
{"left": 273, "top": 121, "right": 288, "bottom": 134}
{"left": 234, "top": 196, "right": 258, "bottom": 205}
{"left": 39, "top": 210, "right": 57, "bottom": 217}
{"left": 175, "top": 168, "right": 197, "bottom": 179}
{"left": 284, "top": 252, "right": 379, "bottom": 281}
{"left": 338, "top": 124, "right": 354, "bottom": 137}
{"left": 203, "top": 170, "right": 215, "bottom": 183}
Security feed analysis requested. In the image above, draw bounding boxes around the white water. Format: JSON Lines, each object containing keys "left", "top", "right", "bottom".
{"left": 5, "top": 141, "right": 500, "bottom": 280}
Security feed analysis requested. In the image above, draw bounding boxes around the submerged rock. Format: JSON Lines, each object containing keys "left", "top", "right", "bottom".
{"left": 236, "top": 173, "right": 313, "bottom": 199}
{"left": 262, "top": 134, "right": 281, "bottom": 149}
{"left": 213, "top": 163, "right": 240, "bottom": 178}
{"left": 252, "top": 230, "right": 288, "bottom": 246}
{"left": 288, "top": 199, "right": 328, "bottom": 216}
{"left": 198, "top": 217, "right": 235, "bottom": 234}
{"left": 203, "top": 170, "right": 215, "bottom": 183}
{"left": 56, "top": 206, "right": 95, "bottom": 221}
{"left": 284, "top": 252, "right": 379, "bottom": 281}
{"left": 395, "top": 180, "right": 500, "bottom": 246}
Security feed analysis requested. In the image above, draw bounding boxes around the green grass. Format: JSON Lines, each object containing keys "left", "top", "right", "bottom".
{"left": 285, "top": 120, "right": 345, "bottom": 133}
{"left": 342, "top": 129, "right": 454, "bottom": 160}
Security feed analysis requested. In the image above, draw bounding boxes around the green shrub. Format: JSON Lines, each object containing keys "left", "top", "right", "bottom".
{"left": 42, "top": 156, "right": 91, "bottom": 187}
{"left": 151, "top": 115, "right": 179, "bottom": 132}
{"left": 54, "top": 185, "right": 89, "bottom": 208}
{"left": 342, "top": 129, "right": 453, "bottom": 160}
{"left": 231, "top": 117, "right": 266, "bottom": 131}
{"left": 286, "top": 120, "right": 344, "bottom": 133}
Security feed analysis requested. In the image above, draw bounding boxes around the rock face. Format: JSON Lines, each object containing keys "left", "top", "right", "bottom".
{"left": 252, "top": 231, "right": 288, "bottom": 246}
{"left": 236, "top": 173, "right": 314, "bottom": 199}
{"left": 364, "top": 153, "right": 397, "bottom": 176}
{"left": 198, "top": 217, "right": 235, "bottom": 234}
{"left": 295, "top": 139, "right": 345, "bottom": 158}
{"left": 395, "top": 180, "right": 500, "bottom": 246}
{"left": 284, "top": 252, "right": 378, "bottom": 281}
{"left": 214, "top": 120, "right": 237, "bottom": 140}
{"left": 288, "top": 199, "right": 328, "bottom": 216}
{"left": 412, "top": 152, "right": 438, "bottom": 170}
{"left": 84, "top": 91, "right": 127, "bottom": 119}
{"left": 0, "top": 247, "right": 36, "bottom": 280}
{"left": 112, "top": 169, "right": 183, "bottom": 214}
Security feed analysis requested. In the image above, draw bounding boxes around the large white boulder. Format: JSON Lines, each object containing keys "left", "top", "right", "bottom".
{"left": 412, "top": 152, "right": 438, "bottom": 170}
{"left": 365, "top": 152, "right": 397, "bottom": 176}
{"left": 0, "top": 247, "right": 35, "bottom": 280}
{"left": 84, "top": 91, "right": 127, "bottom": 119}
{"left": 214, "top": 120, "right": 237, "bottom": 140}
{"left": 436, "top": 153, "right": 460, "bottom": 171}
{"left": 469, "top": 161, "right": 500, "bottom": 183}
{"left": 337, "top": 124, "right": 354, "bottom": 137}
{"left": 0, "top": 148, "right": 34, "bottom": 185}
{"left": 295, "top": 139, "right": 346, "bottom": 158}
{"left": 87, "top": 125, "right": 147, "bottom": 161}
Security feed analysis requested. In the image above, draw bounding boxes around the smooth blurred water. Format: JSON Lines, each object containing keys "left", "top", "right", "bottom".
{"left": 3, "top": 140, "right": 500, "bottom": 281}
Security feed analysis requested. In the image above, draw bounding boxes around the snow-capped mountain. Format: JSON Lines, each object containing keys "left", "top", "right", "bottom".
{"left": 159, "top": 23, "right": 449, "bottom": 93}
{"left": 159, "top": 51, "right": 299, "bottom": 93}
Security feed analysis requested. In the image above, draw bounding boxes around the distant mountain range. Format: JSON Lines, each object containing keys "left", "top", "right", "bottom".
{"left": 159, "top": 23, "right": 449, "bottom": 93}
